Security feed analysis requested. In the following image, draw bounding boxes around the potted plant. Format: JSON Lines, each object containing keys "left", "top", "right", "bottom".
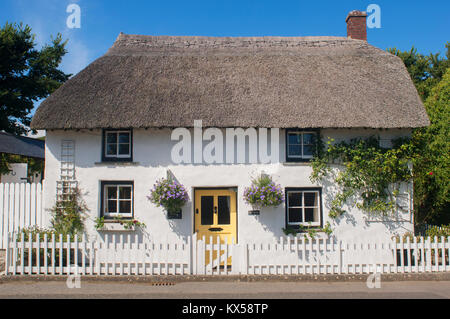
{"left": 148, "top": 177, "right": 189, "bottom": 219}
{"left": 243, "top": 174, "right": 284, "bottom": 215}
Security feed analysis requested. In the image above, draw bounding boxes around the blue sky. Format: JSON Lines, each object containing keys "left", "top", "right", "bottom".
{"left": 1, "top": 0, "right": 449, "bottom": 119}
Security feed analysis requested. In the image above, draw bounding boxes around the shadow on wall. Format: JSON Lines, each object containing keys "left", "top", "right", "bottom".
{"left": 167, "top": 202, "right": 193, "bottom": 238}
{"left": 250, "top": 205, "right": 286, "bottom": 239}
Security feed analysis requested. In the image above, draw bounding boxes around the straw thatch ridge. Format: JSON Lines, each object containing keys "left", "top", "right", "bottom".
{"left": 31, "top": 34, "right": 429, "bottom": 129}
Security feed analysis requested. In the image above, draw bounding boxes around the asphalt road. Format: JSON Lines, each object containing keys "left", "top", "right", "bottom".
{"left": 0, "top": 280, "right": 449, "bottom": 299}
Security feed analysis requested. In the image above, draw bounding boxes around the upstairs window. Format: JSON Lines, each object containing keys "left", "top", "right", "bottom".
{"left": 286, "top": 130, "right": 318, "bottom": 162}
{"left": 102, "top": 129, "right": 133, "bottom": 161}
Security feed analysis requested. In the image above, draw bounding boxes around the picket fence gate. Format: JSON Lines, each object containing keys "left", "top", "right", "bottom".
{"left": 4, "top": 232, "right": 450, "bottom": 276}
{"left": 0, "top": 183, "right": 45, "bottom": 249}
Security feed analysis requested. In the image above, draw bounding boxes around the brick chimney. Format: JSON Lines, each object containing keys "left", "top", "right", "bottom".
{"left": 346, "top": 10, "right": 367, "bottom": 41}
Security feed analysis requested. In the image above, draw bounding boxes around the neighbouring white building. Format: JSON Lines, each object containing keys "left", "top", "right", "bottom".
{"left": 31, "top": 11, "right": 429, "bottom": 245}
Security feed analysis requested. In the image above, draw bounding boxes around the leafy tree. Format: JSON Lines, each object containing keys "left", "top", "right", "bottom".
{"left": 388, "top": 43, "right": 449, "bottom": 101}
{"left": 388, "top": 42, "right": 450, "bottom": 224}
{"left": 0, "top": 22, "right": 70, "bottom": 135}
{"left": 412, "top": 69, "right": 450, "bottom": 225}
{"left": 388, "top": 44, "right": 449, "bottom": 225}
{"left": 0, "top": 153, "right": 44, "bottom": 178}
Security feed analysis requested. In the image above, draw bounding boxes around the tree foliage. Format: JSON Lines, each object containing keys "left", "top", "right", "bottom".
{"left": 0, "top": 22, "right": 70, "bottom": 135}
{"left": 0, "top": 152, "right": 44, "bottom": 179}
{"left": 412, "top": 69, "right": 450, "bottom": 224}
{"left": 388, "top": 44, "right": 449, "bottom": 225}
{"left": 388, "top": 43, "right": 449, "bottom": 101}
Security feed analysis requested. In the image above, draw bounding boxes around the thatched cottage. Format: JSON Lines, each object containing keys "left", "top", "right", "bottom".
{"left": 31, "top": 11, "right": 429, "bottom": 243}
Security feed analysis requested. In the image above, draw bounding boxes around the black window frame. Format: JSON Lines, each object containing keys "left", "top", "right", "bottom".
{"left": 101, "top": 129, "right": 133, "bottom": 162}
{"left": 100, "top": 181, "right": 134, "bottom": 219}
{"left": 285, "top": 129, "right": 320, "bottom": 162}
{"left": 284, "top": 187, "right": 323, "bottom": 230}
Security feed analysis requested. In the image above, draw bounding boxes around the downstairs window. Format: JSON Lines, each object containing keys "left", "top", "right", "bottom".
{"left": 285, "top": 188, "right": 322, "bottom": 227}
{"left": 100, "top": 181, "right": 134, "bottom": 218}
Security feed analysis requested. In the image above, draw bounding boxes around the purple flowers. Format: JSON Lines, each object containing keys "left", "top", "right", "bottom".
{"left": 149, "top": 178, "right": 189, "bottom": 212}
{"left": 243, "top": 174, "right": 284, "bottom": 208}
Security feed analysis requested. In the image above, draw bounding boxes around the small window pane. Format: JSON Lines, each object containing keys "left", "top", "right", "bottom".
{"left": 304, "top": 192, "right": 318, "bottom": 207}
{"left": 288, "top": 145, "right": 301, "bottom": 156}
{"left": 218, "top": 196, "right": 231, "bottom": 225}
{"left": 288, "top": 208, "right": 303, "bottom": 223}
{"left": 288, "top": 192, "right": 302, "bottom": 207}
{"left": 107, "top": 186, "right": 117, "bottom": 199}
{"left": 119, "top": 200, "right": 131, "bottom": 214}
{"left": 119, "top": 186, "right": 132, "bottom": 200}
{"left": 106, "top": 144, "right": 117, "bottom": 155}
{"left": 304, "top": 208, "right": 316, "bottom": 222}
{"left": 288, "top": 133, "right": 302, "bottom": 144}
{"left": 303, "top": 133, "right": 316, "bottom": 145}
{"left": 106, "top": 200, "right": 117, "bottom": 213}
{"left": 303, "top": 145, "right": 314, "bottom": 157}
{"left": 118, "top": 133, "right": 130, "bottom": 143}
{"left": 106, "top": 133, "right": 117, "bottom": 143}
{"left": 201, "top": 196, "right": 214, "bottom": 225}
{"left": 118, "top": 143, "right": 130, "bottom": 155}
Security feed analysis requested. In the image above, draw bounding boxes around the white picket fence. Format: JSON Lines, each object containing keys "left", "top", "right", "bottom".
{"left": 240, "top": 236, "right": 450, "bottom": 275}
{"left": 0, "top": 183, "right": 45, "bottom": 249}
{"left": 4, "top": 233, "right": 450, "bottom": 276}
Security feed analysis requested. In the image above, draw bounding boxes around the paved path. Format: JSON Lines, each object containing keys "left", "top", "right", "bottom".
{"left": 0, "top": 280, "right": 449, "bottom": 299}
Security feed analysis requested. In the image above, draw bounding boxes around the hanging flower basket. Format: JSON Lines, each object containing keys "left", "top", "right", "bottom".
{"left": 166, "top": 207, "right": 182, "bottom": 219}
{"left": 243, "top": 174, "right": 284, "bottom": 214}
{"left": 148, "top": 177, "right": 189, "bottom": 219}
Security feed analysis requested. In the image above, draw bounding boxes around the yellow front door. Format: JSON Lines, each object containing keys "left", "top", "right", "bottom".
{"left": 194, "top": 189, "right": 237, "bottom": 266}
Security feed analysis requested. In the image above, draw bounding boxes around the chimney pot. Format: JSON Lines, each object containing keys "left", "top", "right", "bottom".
{"left": 346, "top": 10, "right": 367, "bottom": 41}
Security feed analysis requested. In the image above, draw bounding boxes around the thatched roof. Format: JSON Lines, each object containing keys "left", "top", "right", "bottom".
{"left": 31, "top": 34, "right": 429, "bottom": 129}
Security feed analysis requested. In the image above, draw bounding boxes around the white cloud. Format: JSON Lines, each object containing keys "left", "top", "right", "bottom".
{"left": 10, "top": 0, "right": 92, "bottom": 124}
{"left": 13, "top": 0, "right": 91, "bottom": 76}
{"left": 60, "top": 32, "right": 91, "bottom": 76}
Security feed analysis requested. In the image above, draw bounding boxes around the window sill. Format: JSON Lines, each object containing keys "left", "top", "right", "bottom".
{"left": 95, "top": 161, "right": 140, "bottom": 166}
{"left": 284, "top": 224, "right": 322, "bottom": 231}
{"left": 282, "top": 162, "right": 312, "bottom": 166}
{"left": 97, "top": 221, "right": 135, "bottom": 232}
{"left": 285, "top": 226, "right": 322, "bottom": 230}
{"left": 282, "top": 227, "right": 327, "bottom": 238}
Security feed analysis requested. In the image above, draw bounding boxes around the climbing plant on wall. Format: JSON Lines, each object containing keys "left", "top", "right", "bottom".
{"left": 310, "top": 136, "right": 415, "bottom": 219}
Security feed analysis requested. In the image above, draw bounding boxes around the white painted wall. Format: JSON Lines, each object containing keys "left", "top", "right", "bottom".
{"left": 43, "top": 128, "right": 414, "bottom": 243}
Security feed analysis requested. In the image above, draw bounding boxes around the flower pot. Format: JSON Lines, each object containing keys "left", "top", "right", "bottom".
{"left": 249, "top": 204, "right": 261, "bottom": 215}
{"left": 167, "top": 208, "right": 182, "bottom": 219}
{"left": 248, "top": 209, "right": 260, "bottom": 215}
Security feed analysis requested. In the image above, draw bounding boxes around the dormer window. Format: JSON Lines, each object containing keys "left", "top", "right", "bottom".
{"left": 102, "top": 129, "right": 133, "bottom": 162}
{"left": 286, "top": 129, "right": 318, "bottom": 162}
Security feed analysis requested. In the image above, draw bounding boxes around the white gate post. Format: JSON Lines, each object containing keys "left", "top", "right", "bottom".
{"left": 191, "top": 233, "right": 197, "bottom": 275}
{"left": 233, "top": 242, "right": 249, "bottom": 275}
{"left": 196, "top": 236, "right": 205, "bottom": 275}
